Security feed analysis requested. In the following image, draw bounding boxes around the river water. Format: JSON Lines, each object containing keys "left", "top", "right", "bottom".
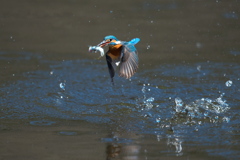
{"left": 0, "top": 0, "right": 240, "bottom": 159}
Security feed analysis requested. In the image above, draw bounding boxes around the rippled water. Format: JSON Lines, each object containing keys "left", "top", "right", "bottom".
{"left": 1, "top": 52, "right": 239, "bottom": 159}
{"left": 1, "top": 0, "right": 240, "bottom": 159}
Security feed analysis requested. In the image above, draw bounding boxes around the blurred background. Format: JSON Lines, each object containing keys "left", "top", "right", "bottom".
{"left": 1, "top": 0, "right": 239, "bottom": 59}
{"left": 0, "top": 0, "right": 240, "bottom": 160}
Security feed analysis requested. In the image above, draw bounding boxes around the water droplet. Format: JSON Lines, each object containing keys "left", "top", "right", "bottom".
{"left": 225, "top": 80, "right": 232, "bottom": 87}
{"left": 50, "top": 71, "right": 54, "bottom": 75}
{"left": 142, "top": 85, "right": 146, "bottom": 93}
{"left": 156, "top": 117, "right": 161, "bottom": 123}
{"left": 175, "top": 97, "right": 184, "bottom": 113}
{"left": 147, "top": 45, "right": 151, "bottom": 49}
{"left": 143, "top": 112, "right": 152, "bottom": 118}
{"left": 146, "top": 97, "right": 154, "bottom": 103}
{"left": 196, "top": 42, "right": 202, "bottom": 48}
{"left": 59, "top": 82, "right": 66, "bottom": 90}
{"left": 195, "top": 127, "right": 198, "bottom": 132}
{"left": 222, "top": 117, "right": 230, "bottom": 123}
{"left": 168, "top": 138, "right": 182, "bottom": 154}
{"left": 197, "top": 65, "right": 201, "bottom": 71}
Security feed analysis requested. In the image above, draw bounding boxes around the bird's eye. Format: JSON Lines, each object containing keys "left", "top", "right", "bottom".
{"left": 109, "top": 39, "right": 112, "bottom": 41}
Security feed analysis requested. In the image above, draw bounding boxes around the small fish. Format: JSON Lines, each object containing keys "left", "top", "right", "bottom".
{"left": 88, "top": 46, "right": 104, "bottom": 57}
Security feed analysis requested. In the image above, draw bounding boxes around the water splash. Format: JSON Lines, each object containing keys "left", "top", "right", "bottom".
{"left": 174, "top": 93, "right": 230, "bottom": 124}
{"left": 140, "top": 84, "right": 155, "bottom": 110}
{"left": 193, "top": 93, "right": 229, "bottom": 114}
{"left": 143, "top": 112, "right": 153, "bottom": 118}
{"left": 144, "top": 97, "right": 154, "bottom": 110}
{"left": 175, "top": 97, "right": 184, "bottom": 113}
{"left": 197, "top": 65, "right": 201, "bottom": 71}
{"left": 146, "top": 45, "right": 151, "bottom": 49}
{"left": 155, "top": 116, "right": 161, "bottom": 123}
{"left": 59, "top": 82, "right": 66, "bottom": 91}
{"left": 167, "top": 137, "right": 183, "bottom": 156}
{"left": 225, "top": 80, "right": 232, "bottom": 87}
{"left": 146, "top": 97, "right": 154, "bottom": 103}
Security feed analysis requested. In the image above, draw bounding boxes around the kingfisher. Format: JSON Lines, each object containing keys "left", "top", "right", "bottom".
{"left": 97, "top": 35, "right": 140, "bottom": 84}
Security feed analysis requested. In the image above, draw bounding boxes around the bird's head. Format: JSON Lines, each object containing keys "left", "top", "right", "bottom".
{"left": 97, "top": 35, "right": 120, "bottom": 47}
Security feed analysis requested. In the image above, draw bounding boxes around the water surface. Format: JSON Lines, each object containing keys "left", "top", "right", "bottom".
{"left": 0, "top": 0, "right": 240, "bottom": 159}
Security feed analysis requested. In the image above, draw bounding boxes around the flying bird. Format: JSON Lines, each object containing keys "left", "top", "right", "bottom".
{"left": 97, "top": 35, "right": 140, "bottom": 84}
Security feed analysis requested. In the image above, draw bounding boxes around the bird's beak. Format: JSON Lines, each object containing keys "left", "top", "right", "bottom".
{"left": 97, "top": 40, "right": 110, "bottom": 47}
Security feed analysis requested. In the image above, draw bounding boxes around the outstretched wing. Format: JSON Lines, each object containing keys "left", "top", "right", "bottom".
{"left": 119, "top": 44, "right": 139, "bottom": 79}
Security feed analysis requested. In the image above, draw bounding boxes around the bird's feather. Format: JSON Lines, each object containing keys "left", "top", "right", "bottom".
{"left": 119, "top": 44, "right": 138, "bottom": 79}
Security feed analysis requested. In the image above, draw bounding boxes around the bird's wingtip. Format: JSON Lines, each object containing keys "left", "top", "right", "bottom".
{"left": 129, "top": 38, "right": 140, "bottom": 45}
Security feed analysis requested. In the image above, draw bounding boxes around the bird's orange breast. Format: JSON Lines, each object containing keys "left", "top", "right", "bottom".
{"left": 107, "top": 44, "right": 122, "bottom": 60}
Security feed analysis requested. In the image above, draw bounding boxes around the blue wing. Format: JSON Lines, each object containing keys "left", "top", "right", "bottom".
{"left": 128, "top": 38, "right": 140, "bottom": 45}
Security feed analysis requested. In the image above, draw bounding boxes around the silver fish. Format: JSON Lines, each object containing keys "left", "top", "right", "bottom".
{"left": 88, "top": 46, "right": 104, "bottom": 57}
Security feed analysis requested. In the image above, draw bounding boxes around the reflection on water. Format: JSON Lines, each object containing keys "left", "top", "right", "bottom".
{"left": 167, "top": 137, "right": 183, "bottom": 156}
